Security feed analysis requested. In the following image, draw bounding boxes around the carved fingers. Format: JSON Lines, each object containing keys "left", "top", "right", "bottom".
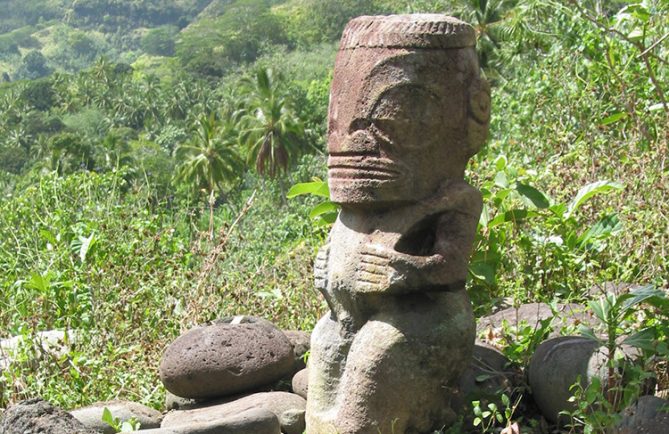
{"left": 355, "top": 244, "right": 405, "bottom": 293}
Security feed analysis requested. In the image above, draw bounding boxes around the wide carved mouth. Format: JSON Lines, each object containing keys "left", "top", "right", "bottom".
{"left": 328, "top": 155, "right": 402, "bottom": 181}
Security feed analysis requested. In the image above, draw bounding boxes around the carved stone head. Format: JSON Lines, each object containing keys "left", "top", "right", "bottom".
{"left": 327, "top": 15, "right": 490, "bottom": 208}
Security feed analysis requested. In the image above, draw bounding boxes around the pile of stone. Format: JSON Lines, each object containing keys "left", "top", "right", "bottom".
{"left": 0, "top": 316, "right": 309, "bottom": 434}
{"left": 156, "top": 316, "right": 309, "bottom": 434}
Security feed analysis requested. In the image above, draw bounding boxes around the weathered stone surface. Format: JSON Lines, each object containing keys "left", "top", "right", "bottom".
{"left": 292, "top": 368, "right": 309, "bottom": 399}
{"left": 162, "top": 392, "right": 305, "bottom": 434}
{"left": 283, "top": 330, "right": 310, "bottom": 371}
{"left": 70, "top": 400, "right": 162, "bottom": 433}
{"left": 613, "top": 395, "right": 669, "bottom": 434}
{"left": 0, "top": 398, "right": 97, "bottom": 434}
{"left": 453, "top": 343, "right": 520, "bottom": 415}
{"left": 307, "top": 13, "right": 489, "bottom": 434}
{"left": 160, "top": 316, "right": 295, "bottom": 399}
{"left": 528, "top": 336, "right": 607, "bottom": 424}
{"left": 477, "top": 303, "right": 597, "bottom": 339}
{"left": 165, "top": 391, "right": 203, "bottom": 411}
{"left": 141, "top": 408, "right": 280, "bottom": 434}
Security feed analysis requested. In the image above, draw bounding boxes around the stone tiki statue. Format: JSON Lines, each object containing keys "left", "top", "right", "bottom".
{"left": 306, "top": 15, "right": 490, "bottom": 434}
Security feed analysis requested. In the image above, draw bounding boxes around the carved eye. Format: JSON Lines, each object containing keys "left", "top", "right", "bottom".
{"left": 370, "top": 85, "right": 447, "bottom": 148}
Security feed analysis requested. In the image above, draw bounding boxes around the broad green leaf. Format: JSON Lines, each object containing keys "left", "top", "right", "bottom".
{"left": 26, "top": 272, "right": 51, "bottom": 293}
{"left": 286, "top": 180, "right": 330, "bottom": 198}
{"left": 588, "top": 299, "right": 608, "bottom": 323}
{"left": 494, "top": 171, "right": 508, "bottom": 188}
{"left": 489, "top": 209, "right": 532, "bottom": 227}
{"left": 516, "top": 182, "right": 550, "bottom": 209}
{"left": 600, "top": 112, "right": 626, "bottom": 126}
{"left": 469, "top": 262, "right": 496, "bottom": 286}
{"left": 317, "top": 211, "right": 338, "bottom": 225}
{"left": 494, "top": 154, "right": 507, "bottom": 171}
{"left": 566, "top": 181, "right": 624, "bottom": 218}
{"left": 577, "top": 214, "right": 622, "bottom": 249}
{"left": 621, "top": 285, "right": 669, "bottom": 312}
{"left": 309, "top": 202, "right": 339, "bottom": 219}
{"left": 479, "top": 203, "right": 490, "bottom": 228}
{"left": 101, "top": 407, "right": 116, "bottom": 427}
{"left": 622, "top": 328, "right": 656, "bottom": 351}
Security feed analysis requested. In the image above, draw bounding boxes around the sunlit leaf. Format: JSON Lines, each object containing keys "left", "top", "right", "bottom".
{"left": 516, "top": 182, "right": 550, "bottom": 209}
{"left": 600, "top": 112, "right": 626, "bottom": 126}
{"left": 286, "top": 180, "right": 330, "bottom": 198}
{"left": 309, "top": 201, "right": 338, "bottom": 219}
{"left": 566, "top": 180, "right": 624, "bottom": 218}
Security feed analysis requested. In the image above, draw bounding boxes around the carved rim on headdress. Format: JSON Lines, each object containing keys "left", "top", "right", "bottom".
{"left": 339, "top": 14, "right": 476, "bottom": 50}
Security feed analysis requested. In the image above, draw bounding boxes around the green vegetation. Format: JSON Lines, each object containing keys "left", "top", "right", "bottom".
{"left": 0, "top": 0, "right": 667, "bottom": 432}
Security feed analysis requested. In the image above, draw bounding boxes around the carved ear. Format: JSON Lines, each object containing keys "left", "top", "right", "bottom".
{"left": 466, "top": 77, "right": 491, "bottom": 157}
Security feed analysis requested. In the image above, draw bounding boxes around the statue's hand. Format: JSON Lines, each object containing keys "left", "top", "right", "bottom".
{"left": 356, "top": 243, "right": 444, "bottom": 293}
{"left": 356, "top": 244, "right": 405, "bottom": 293}
{"left": 314, "top": 243, "right": 330, "bottom": 291}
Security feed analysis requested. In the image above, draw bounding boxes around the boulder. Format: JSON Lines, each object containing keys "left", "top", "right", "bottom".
{"left": 160, "top": 316, "right": 294, "bottom": 399}
{"left": 70, "top": 400, "right": 162, "bottom": 433}
{"left": 0, "top": 398, "right": 97, "bottom": 434}
{"left": 162, "top": 391, "right": 306, "bottom": 434}
{"left": 477, "top": 303, "right": 597, "bottom": 340}
{"left": 139, "top": 408, "right": 280, "bottom": 434}
{"left": 291, "top": 368, "right": 308, "bottom": 399}
{"left": 453, "top": 343, "right": 520, "bottom": 414}
{"left": 613, "top": 395, "right": 669, "bottom": 434}
{"left": 283, "top": 330, "right": 310, "bottom": 371}
{"left": 528, "top": 336, "right": 607, "bottom": 424}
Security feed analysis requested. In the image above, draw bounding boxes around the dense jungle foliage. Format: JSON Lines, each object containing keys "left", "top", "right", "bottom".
{"left": 0, "top": 0, "right": 668, "bottom": 432}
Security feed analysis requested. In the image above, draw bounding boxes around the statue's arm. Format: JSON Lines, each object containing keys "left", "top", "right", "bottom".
{"left": 356, "top": 187, "right": 482, "bottom": 294}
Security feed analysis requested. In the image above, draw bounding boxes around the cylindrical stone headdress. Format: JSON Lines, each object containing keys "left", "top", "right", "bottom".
{"left": 338, "top": 14, "right": 477, "bottom": 50}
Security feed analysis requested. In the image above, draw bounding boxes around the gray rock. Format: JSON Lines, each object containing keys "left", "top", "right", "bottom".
{"left": 453, "top": 343, "right": 520, "bottom": 414}
{"left": 291, "top": 368, "right": 308, "bottom": 399}
{"left": 70, "top": 400, "right": 162, "bottom": 433}
{"left": 162, "top": 391, "right": 305, "bottom": 434}
{"left": 165, "top": 391, "right": 203, "bottom": 411}
{"left": 283, "top": 330, "right": 310, "bottom": 371}
{"left": 0, "top": 398, "right": 97, "bottom": 434}
{"left": 477, "top": 303, "right": 597, "bottom": 339}
{"left": 528, "top": 336, "right": 607, "bottom": 424}
{"left": 139, "top": 408, "right": 280, "bottom": 434}
{"left": 160, "top": 316, "right": 295, "bottom": 399}
{"left": 613, "top": 395, "right": 669, "bottom": 434}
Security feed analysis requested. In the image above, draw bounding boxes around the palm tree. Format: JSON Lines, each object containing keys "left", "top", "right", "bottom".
{"left": 239, "top": 68, "right": 307, "bottom": 178}
{"left": 173, "top": 111, "right": 243, "bottom": 238}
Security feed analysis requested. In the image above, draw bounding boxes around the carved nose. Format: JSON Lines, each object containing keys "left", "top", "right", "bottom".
{"left": 338, "top": 130, "right": 378, "bottom": 155}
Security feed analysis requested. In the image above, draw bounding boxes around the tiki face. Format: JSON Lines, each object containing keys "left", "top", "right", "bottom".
{"left": 326, "top": 30, "right": 487, "bottom": 208}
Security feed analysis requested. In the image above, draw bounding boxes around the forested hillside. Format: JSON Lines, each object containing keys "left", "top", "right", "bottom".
{"left": 0, "top": 1, "right": 667, "bottom": 432}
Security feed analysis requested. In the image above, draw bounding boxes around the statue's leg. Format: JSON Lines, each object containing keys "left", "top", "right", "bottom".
{"left": 333, "top": 291, "right": 475, "bottom": 434}
{"left": 306, "top": 312, "right": 353, "bottom": 433}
